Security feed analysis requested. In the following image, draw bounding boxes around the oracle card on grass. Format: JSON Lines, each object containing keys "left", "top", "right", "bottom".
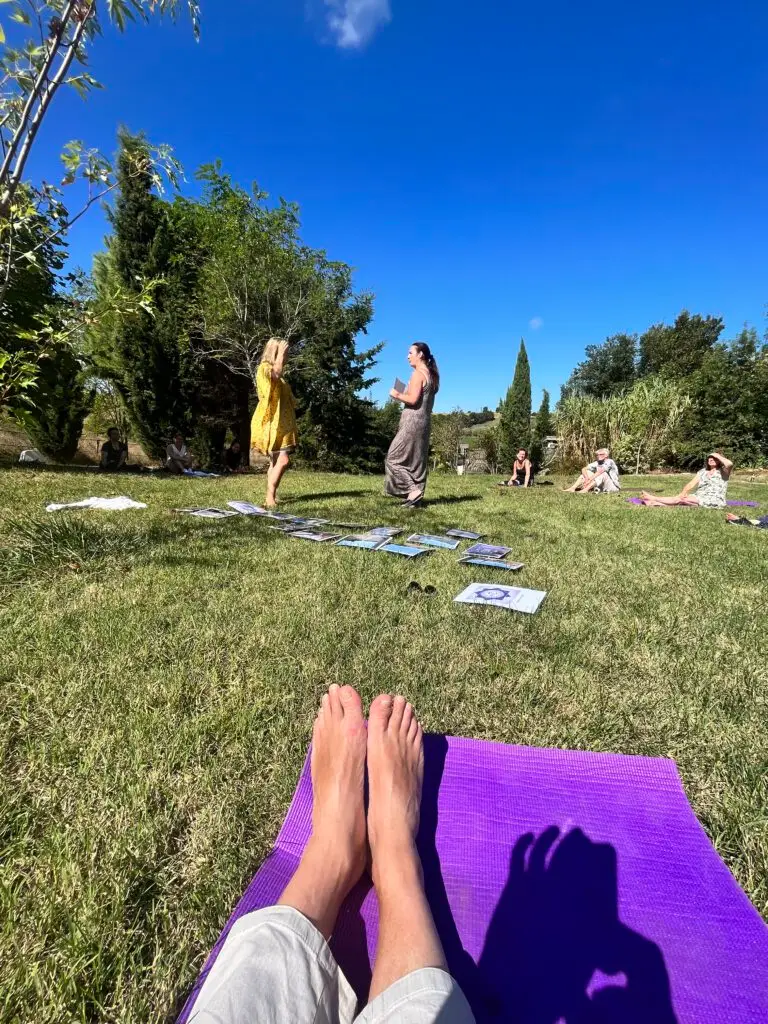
{"left": 288, "top": 530, "right": 342, "bottom": 543}
{"left": 367, "top": 526, "right": 404, "bottom": 538}
{"left": 336, "top": 535, "right": 385, "bottom": 550}
{"left": 406, "top": 533, "right": 460, "bottom": 550}
{"left": 173, "top": 508, "right": 238, "bottom": 519}
{"left": 459, "top": 557, "right": 524, "bottom": 571}
{"left": 464, "top": 543, "right": 512, "bottom": 560}
{"left": 227, "top": 501, "right": 272, "bottom": 516}
{"left": 454, "top": 583, "right": 546, "bottom": 614}
{"left": 378, "top": 542, "right": 431, "bottom": 558}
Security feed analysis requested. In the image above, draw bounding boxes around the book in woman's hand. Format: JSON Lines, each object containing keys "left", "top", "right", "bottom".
{"left": 393, "top": 377, "right": 406, "bottom": 393}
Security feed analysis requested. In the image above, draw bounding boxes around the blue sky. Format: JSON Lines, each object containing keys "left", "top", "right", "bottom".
{"left": 25, "top": 0, "right": 768, "bottom": 412}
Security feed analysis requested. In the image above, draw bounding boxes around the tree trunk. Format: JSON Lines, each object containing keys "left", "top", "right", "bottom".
{"left": 236, "top": 378, "right": 253, "bottom": 464}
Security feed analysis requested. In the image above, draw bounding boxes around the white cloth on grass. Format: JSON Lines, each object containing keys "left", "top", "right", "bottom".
{"left": 187, "top": 906, "right": 475, "bottom": 1024}
{"left": 45, "top": 496, "right": 147, "bottom": 512}
{"left": 19, "top": 448, "right": 47, "bottom": 464}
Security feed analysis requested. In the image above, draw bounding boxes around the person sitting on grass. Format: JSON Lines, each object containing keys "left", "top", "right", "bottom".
{"left": 506, "top": 448, "right": 533, "bottom": 487}
{"left": 639, "top": 453, "right": 733, "bottom": 508}
{"left": 565, "top": 447, "right": 621, "bottom": 493}
{"left": 222, "top": 439, "right": 246, "bottom": 474}
{"left": 165, "top": 432, "right": 194, "bottom": 474}
{"left": 99, "top": 427, "right": 128, "bottom": 472}
{"left": 186, "top": 685, "right": 474, "bottom": 1024}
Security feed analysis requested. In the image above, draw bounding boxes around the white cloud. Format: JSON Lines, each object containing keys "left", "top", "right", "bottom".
{"left": 529, "top": 316, "right": 544, "bottom": 330}
{"left": 324, "top": 0, "right": 391, "bottom": 48}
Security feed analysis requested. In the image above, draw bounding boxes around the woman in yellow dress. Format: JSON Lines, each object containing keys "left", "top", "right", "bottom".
{"left": 250, "top": 338, "right": 298, "bottom": 507}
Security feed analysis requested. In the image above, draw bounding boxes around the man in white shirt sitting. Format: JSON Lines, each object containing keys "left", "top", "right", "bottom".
{"left": 565, "top": 447, "right": 621, "bottom": 493}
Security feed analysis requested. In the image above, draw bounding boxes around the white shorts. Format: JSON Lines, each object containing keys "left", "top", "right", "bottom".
{"left": 187, "top": 906, "right": 475, "bottom": 1024}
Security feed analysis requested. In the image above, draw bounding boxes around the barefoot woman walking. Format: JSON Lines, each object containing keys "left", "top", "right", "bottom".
{"left": 385, "top": 342, "right": 440, "bottom": 507}
{"left": 251, "top": 338, "right": 298, "bottom": 507}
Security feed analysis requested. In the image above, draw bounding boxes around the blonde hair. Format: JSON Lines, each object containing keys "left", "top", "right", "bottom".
{"left": 260, "top": 337, "right": 286, "bottom": 365}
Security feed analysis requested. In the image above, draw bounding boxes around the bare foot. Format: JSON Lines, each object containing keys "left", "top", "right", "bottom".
{"left": 367, "top": 694, "right": 424, "bottom": 886}
{"left": 310, "top": 684, "right": 367, "bottom": 885}
{"left": 278, "top": 684, "right": 367, "bottom": 937}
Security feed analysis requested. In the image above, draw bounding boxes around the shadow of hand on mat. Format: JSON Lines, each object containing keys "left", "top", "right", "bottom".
{"left": 476, "top": 827, "right": 678, "bottom": 1023}
{"left": 418, "top": 738, "right": 678, "bottom": 1024}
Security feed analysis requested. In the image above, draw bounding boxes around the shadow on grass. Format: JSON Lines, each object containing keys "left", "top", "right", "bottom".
{"left": 423, "top": 494, "right": 483, "bottom": 506}
{"left": 281, "top": 490, "right": 372, "bottom": 503}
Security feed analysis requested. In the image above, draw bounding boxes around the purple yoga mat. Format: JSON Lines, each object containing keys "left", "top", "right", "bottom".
{"left": 627, "top": 497, "right": 759, "bottom": 507}
{"left": 179, "top": 737, "right": 768, "bottom": 1023}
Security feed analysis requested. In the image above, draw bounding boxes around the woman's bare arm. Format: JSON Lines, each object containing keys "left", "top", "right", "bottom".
{"left": 524, "top": 460, "right": 532, "bottom": 487}
{"left": 390, "top": 370, "right": 425, "bottom": 408}
{"left": 680, "top": 474, "right": 700, "bottom": 496}
{"left": 711, "top": 453, "right": 734, "bottom": 478}
{"left": 271, "top": 342, "right": 289, "bottom": 380}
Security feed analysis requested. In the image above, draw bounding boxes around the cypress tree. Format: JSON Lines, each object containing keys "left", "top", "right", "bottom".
{"left": 108, "top": 131, "right": 197, "bottom": 459}
{"left": 530, "top": 388, "right": 553, "bottom": 469}
{"left": 24, "top": 343, "right": 93, "bottom": 460}
{"left": 498, "top": 339, "right": 532, "bottom": 469}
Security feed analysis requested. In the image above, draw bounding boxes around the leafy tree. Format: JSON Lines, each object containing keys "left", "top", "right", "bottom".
{"left": 373, "top": 399, "right": 401, "bottom": 441}
{"left": 193, "top": 165, "right": 381, "bottom": 470}
{"left": 0, "top": 1, "right": 197, "bottom": 291}
{"left": 465, "top": 407, "right": 495, "bottom": 426}
{"left": 0, "top": 1, "right": 196, "bottom": 411}
{"left": 638, "top": 311, "right": 723, "bottom": 379}
{"left": 674, "top": 328, "right": 768, "bottom": 467}
{"left": 561, "top": 333, "right": 637, "bottom": 400}
{"left": 477, "top": 423, "right": 501, "bottom": 474}
{"left": 530, "top": 388, "right": 553, "bottom": 468}
{"left": 431, "top": 410, "right": 467, "bottom": 469}
{"left": 498, "top": 338, "right": 531, "bottom": 469}
{"left": 87, "top": 379, "right": 132, "bottom": 440}
{"left": 0, "top": 188, "right": 64, "bottom": 416}
{"left": 292, "top": 271, "right": 380, "bottom": 471}
{"left": 193, "top": 166, "right": 319, "bottom": 380}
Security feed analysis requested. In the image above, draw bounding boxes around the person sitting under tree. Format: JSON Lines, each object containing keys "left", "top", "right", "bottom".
{"left": 222, "top": 439, "right": 246, "bottom": 474}
{"left": 186, "top": 685, "right": 474, "bottom": 1024}
{"left": 99, "top": 427, "right": 128, "bottom": 472}
{"left": 565, "top": 447, "right": 621, "bottom": 494}
{"left": 165, "top": 432, "right": 194, "bottom": 474}
{"left": 639, "top": 453, "right": 733, "bottom": 508}
{"left": 506, "top": 448, "right": 532, "bottom": 487}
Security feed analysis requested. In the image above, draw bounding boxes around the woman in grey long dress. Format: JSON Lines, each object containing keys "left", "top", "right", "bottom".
{"left": 385, "top": 342, "right": 440, "bottom": 507}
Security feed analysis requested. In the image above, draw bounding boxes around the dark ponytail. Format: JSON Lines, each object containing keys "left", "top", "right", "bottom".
{"left": 413, "top": 341, "right": 440, "bottom": 393}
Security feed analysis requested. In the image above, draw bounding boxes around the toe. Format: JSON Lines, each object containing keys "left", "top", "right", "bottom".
{"left": 401, "top": 701, "right": 414, "bottom": 734}
{"left": 327, "top": 683, "right": 342, "bottom": 719}
{"left": 339, "top": 685, "right": 363, "bottom": 721}
{"left": 319, "top": 692, "right": 330, "bottom": 720}
{"left": 407, "top": 715, "right": 419, "bottom": 743}
{"left": 369, "top": 693, "right": 394, "bottom": 734}
{"left": 390, "top": 695, "right": 407, "bottom": 730}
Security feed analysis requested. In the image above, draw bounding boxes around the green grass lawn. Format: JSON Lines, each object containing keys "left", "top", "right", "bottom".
{"left": 1, "top": 467, "right": 767, "bottom": 1022}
